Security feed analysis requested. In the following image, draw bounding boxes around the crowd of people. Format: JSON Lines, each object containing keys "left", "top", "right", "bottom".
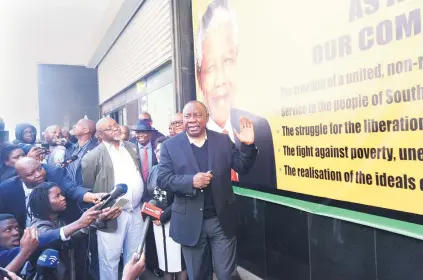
{"left": 0, "top": 101, "right": 258, "bottom": 280}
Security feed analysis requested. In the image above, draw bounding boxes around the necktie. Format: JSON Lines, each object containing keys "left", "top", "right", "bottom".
{"left": 222, "top": 129, "right": 239, "bottom": 182}
{"left": 142, "top": 146, "right": 149, "bottom": 181}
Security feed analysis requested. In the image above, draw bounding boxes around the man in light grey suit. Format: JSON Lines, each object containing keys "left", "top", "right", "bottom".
{"left": 82, "top": 117, "right": 145, "bottom": 280}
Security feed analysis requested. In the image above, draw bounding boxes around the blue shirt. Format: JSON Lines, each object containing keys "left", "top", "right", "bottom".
{"left": 66, "top": 139, "right": 92, "bottom": 182}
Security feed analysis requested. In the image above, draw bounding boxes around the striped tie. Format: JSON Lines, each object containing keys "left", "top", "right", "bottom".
{"left": 222, "top": 129, "right": 239, "bottom": 182}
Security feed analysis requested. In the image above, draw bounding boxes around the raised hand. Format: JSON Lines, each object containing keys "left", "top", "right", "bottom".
{"left": 20, "top": 227, "right": 39, "bottom": 257}
{"left": 234, "top": 117, "right": 254, "bottom": 145}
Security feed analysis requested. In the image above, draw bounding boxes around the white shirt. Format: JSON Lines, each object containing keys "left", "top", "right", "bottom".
{"left": 207, "top": 116, "right": 235, "bottom": 143}
{"left": 23, "top": 182, "right": 69, "bottom": 241}
{"left": 186, "top": 132, "right": 208, "bottom": 148}
{"left": 104, "top": 141, "right": 144, "bottom": 211}
{"left": 23, "top": 182, "right": 33, "bottom": 228}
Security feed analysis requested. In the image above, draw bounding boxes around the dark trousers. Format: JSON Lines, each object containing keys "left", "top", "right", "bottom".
{"left": 146, "top": 220, "right": 159, "bottom": 270}
{"left": 88, "top": 231, "right": 99, "bottom": 280}
{"left": 182, "top": 216, "right": 239, "bottom": 280}
{"left": 72, "top": 236, "right": 91, "bottom": 280}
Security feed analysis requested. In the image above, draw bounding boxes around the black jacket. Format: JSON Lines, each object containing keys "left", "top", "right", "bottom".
{"left": 146, "top": 165, "right": 173, "bottom": 224}
{"left": 12, "top": 123, "right": 37, "bottom": 145}
{"left": 157, "top": 129, "right": 258, "bottom": 246}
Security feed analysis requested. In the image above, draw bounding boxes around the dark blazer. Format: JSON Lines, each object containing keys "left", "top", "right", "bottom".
{"left": 64, "top": 138, "right": 98, "bottom": 185}
{"left": 157, "top": 129, "right": 258, "bottom": 246}
{"left": 0, "top": 165, "right": 89, "bottom": 229}
{"left": 0, "top": 228, "right": 60, "bottom": 268}
{"left": 146, "top": 165, "right": 173, "bottom": 224}
{"left": 230, "top": 108, "right": 277, "bottom": 189}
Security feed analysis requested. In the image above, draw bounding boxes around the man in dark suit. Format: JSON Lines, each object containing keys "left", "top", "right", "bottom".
{"left": 195, "top": 0, "right": 276, "bottom": 189}
{"left": 0, "top": 157, "right": 101, "bottom": 230}
{"left": 130, "top": 113, "right": 165, "bottom": 145}
{"left": 157, "top": 101, "right": 258, "bottom": 280}
{"left": 65, "top": 118, "right": 98, "bottom": 185}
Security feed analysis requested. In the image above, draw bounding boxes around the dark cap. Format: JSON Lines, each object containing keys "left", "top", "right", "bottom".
{"left": 0, "top": 214, "right": 15, "bottom": 222}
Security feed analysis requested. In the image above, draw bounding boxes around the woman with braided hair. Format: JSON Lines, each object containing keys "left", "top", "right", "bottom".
{"left": 28, "top": 182, "right": 102, "bottom": 280}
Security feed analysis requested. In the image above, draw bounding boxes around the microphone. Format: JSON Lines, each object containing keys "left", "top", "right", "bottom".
{"left": 35, "top": 249, "right": 59, "bottom": 280}
{"left": 59, "top": 155, "right": 78, "bottom": 168}
{"left": 135, "top": 200, "right": 162, "bottom": 260}
{"left": 98, "top": 184, "right": 128, "bottom": 210}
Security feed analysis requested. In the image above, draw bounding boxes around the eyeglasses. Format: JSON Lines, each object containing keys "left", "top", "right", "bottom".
{"left": 99, "top": 125, "right": 120, "bottom": 132}
{"left": 170, "top": 121, "right": 183, "bottom": 127}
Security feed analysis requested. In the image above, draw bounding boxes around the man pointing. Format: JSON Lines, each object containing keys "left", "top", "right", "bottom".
{"left": 157, "top": 101, "right": 258, "bottom": 280}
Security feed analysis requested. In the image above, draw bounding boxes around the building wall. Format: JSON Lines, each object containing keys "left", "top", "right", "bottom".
{"left": 97, "top": 0, "right": 172, "bottom": 104}
{"left": 237, "top": 195, "right": 423, "bottom": 280}
{"left": 101, "top": 63, "right": 174, "bottom": 134}
{"left": 38, "top": 64, "right": 99, "bottom": 132}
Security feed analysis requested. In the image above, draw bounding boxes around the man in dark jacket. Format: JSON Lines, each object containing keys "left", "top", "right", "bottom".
{"left": 130, "top": 112, "right": 164, "bottom": 145}
{"left": 157, "top": 101, "right": 258, "bottom": 280}
{"left": 0, "top": 157, "right": 102, "bottom": 229}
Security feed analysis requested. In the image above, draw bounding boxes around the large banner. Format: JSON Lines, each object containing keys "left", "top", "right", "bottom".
{"left": 192, "top": 0, "right": 423, "bottom": 215}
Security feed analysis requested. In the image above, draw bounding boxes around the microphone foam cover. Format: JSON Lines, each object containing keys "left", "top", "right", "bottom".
{"left": 37, "top": 249, "right": 59, "bottom": 268}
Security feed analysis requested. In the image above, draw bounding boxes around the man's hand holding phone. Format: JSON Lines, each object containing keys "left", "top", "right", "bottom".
{"left": 193, "top": 170, "right": 213, "bottom": 189}
{"left": 99, "top": 198, "right": 128, "bottom": 221}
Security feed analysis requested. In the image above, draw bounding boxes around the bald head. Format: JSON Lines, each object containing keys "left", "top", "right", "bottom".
{"left": 15, "top": 157, "right": 46, "bottom": 187}
{"left": 183, "top": 101, "right": 208, "bottom": 115}
{"left": 72, "top": 118, "right": 96, "bottom": 139}
{"left": 96, "top": 118, "right": 121, "bottom": 143}
{"left": 139, "top": 112, "right": 152, "bottom": 120}
{"left": 182, "top": 101, "right": 209, "bottom": 138}
{"left": 44, "top": 125, "right": 62, "bottom": 145}
{"left": 171, "top": 112, "right": 183, "bottom": 123}
{"left": 139, "top": 112, "right": 153, "bottom": 126}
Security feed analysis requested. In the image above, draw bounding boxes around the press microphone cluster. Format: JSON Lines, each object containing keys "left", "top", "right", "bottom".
{"left": 98, "top": 183, "right": 128, "bottom": 210}
{"left": 73, "top": 184, "right": 129, "bottom": 236}
{"left": 34, "top": 249, "right": 59, "bottom": 280}
{"left": 59, "top": 155, "right": 78, "bottom": 168}
{"left": 135, "top": 200, "right": 162, "bottom": 260}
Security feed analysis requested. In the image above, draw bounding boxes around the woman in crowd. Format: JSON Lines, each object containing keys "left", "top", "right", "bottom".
{"left": 28, "top": 182, "right": 102, "bottom": 280}
{"left": 12, "top": 123, "right": 37, "bottom": 145}
{"left": 147, "top": 136, "right": 187, "bottom": 280}
{"left": 0, "top": 144, "right": 25, "bottom": 183}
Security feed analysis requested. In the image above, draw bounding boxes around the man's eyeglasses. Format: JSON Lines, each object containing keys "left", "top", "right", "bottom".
{"left": 99, "top": 125, "right": 120, "bottom": 132}
{"left": 170, "top": 121, "right": 183, "bottom": 127}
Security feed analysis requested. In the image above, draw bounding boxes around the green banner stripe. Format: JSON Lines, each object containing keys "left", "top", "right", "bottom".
{"left": 233, "top": 187, "right": 423, "bottom": 240}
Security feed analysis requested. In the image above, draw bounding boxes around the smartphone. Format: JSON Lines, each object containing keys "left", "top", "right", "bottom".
{"left": 207, "top": 170, "right": 212, "bottom": 174}
{"left": 113, "top": 198, "right": 129, "bottom": 208}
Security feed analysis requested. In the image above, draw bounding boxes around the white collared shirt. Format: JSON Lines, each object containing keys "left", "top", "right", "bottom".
{"left": 24, "top": 182, "right": 69, "bottom": 241}
{"left": 186, "top": 132, "right": 208, "bottom": 148}
{"left": 103, "top": 141, "right": 144, "bottom": 211}
{"left": 22, "top": 182, "right": 33, "bottom": 228}
{"left": 207, "top": 116, "right": 235, "bottom": 143}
